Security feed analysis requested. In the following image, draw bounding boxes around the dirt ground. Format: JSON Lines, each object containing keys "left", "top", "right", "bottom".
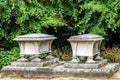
{"left": 0, "top": 68, "right": 120, "bottom": 80}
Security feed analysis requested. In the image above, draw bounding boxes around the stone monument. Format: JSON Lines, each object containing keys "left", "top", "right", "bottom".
{"left": 1, "top": 33, "right": 59, "bottom": 78}
{"left": 67, "top": 34, "right": 104, "bottom": 63}
{"left": 13, "top": 33, "right": 57, "bottom": 62}
{"left": 1, "top": 33, "right": 119, "bottom": 78}
{"left": 53, "top": 34, "right": 119, "bottom": 78}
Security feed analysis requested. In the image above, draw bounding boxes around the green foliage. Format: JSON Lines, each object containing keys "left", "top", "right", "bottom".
{"left": 39, "top": 53, "right": 48, "bottom": 59}
{"left": 1, "top": 0, "right": 120, "bottom": 49}
{"left": 80, "top": 0, "right": 120, "bottom": 35}
{"left": 24, "top": 54, "right": 48, "bottom": 60}
{"left": 101, "top": 47, "right": 120, "bottom": 62}
{"left": 0, "top": 0, "right": 66, "bottom": 50}
{"left": 51, "top": 47, "right": 72, "bottom": 61}
{"left": 44, "top": 0, "right": 120, "bottom": 47}
{"left": 0, "top": 47, "right": 19, "bottom": 68}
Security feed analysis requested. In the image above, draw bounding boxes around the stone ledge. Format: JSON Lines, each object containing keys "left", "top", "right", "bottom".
{"left": 53, "top": 63, "right": 119, "bottom": 78}
{"left": 1, "top": 62, "right": 119, "bottom": 79}
{"left": 64, "top": 59, "right": 107, "bottom": 69}
{"left": 10, "top": 58, "right": 59, "bottom": 67}
{"left": 1, "top": 61, "right": 64, "bottom": 78}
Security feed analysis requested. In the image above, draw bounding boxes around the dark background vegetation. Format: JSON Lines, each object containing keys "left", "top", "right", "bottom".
{"left": 0, "top": 0, "right": 120, "bottom": 68}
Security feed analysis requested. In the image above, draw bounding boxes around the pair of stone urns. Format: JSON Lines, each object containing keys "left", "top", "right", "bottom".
{"left": 1, "top": 33, "right": 119, "bottom": 78}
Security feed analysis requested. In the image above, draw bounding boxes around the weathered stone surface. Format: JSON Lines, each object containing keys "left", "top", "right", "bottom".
{"left": 68, "top": 34, "right": 104, "bottom": 41}
{"left": 1, "top": 33, "right": 59, "bottom": 79}
{"left": 1, "top": 61, "right": 119, "bottom": 78}
{"left": 10, "top": 58, "right": 59, "bottom": 67}
{"left": 53, "top": 63, "right": 119, "bottom": 78}
{"left": 13, "top": 33, "right": 56, "bottom": 41}
{"left": 1, "top": 33, "right": 119, "bottom": 79}
{"left": 1, "top": 62, "right": 64, "bottom": 78}
{"left": 67, "top": 33, "right": 104, "bottom": 63}
{"left": 64, "top": 59, "right": 108, "bottom": 69}
{"left": 13, "top": 33, "right": 56, "bottom": 56}
{"left": 1, "top": 58, "right": 59, "bottom": 78}
{"left": 1, "top": 69, "right": 54, "bottom": 79}
{"left": 2, "top": 66, "right": 38, "bottom": 71}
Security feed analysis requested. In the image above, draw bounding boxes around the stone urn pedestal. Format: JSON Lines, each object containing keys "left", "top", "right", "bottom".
{"left": 67, "top": 34, "right": 104, "bottom": 63}
{"left": 1, "top": 33, "right": 119, "bottom": 79}
{"left": 53, "top": 34, "right": 119, "bottom": 78}
{"left": 1, "top": 33, "right": 59, "bottom": 78}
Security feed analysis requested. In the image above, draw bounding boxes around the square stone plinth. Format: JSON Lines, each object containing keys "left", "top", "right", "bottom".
{"left": 10, "top": 58, "right": 59, "bottom": 67}
{"left": 1, "top": 58, "right": 60, "bottom": 78}
{"left": 1, "top": 61, "right": 119, "bottom": 79}
{"left": 64, "top": 59, "right": 108, "bottom": 69}
{"left": 53, "top": 62, "right": 119, "bottom": 78}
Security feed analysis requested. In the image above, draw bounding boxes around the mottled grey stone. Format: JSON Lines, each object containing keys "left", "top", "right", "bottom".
{"left": 10, "top": 58, "right": 59, "bottom": 67}
{"left": 45, "top": 55, "right": 55, "bottom": 60}
{"left": 104, "top": 63, "right": 119, "bottom": 72}
{"left": 53, "top": 63, "right": 119, "bottom": 75}
{"left": 68, "top": 34, "right": 104, "bottom": 63}
{"left": 64, "top": 59, "right": 107, "bottom": 69}
{"left": 17, "top": 57, "right": 29, "bottom": 62}
{"left": 1, "top": 61, "right": 64, "bottom": 79}
{"left": 2, "top": 66, "right": 38, "bottom": 71}
{"left": 31, "top": 57, "right": 43, "bottom": 62}
{"left": 13, "top": 33, "right": 56, "bottom": 41}
{"left": 1, "top": 61, "right": 119, "bottom": 78}
{"left": 68, "top": 34, "right": 104, "bottom": 41}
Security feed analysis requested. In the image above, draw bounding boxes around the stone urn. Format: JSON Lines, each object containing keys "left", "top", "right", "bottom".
{"left": 68, "top": 34, "right": 104, "bottom": 63}
{"left": 14, "top": 33, "right": 56, "bottom": 62}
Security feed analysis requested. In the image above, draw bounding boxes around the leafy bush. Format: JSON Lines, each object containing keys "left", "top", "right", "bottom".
{"left": 51, "top": 47, "right": 72, "bottom": 61}
{"left": 0, "top": 47, "right": 19, "bottom": 69}
{"left": 0, "top": 0, "right": 66, "bottom": 50}
{"left": 43, "top": 0, "right": 120, "bottom": 47}
{"left": 101, "top": 47, "right": 120, "bottom": 62}
{"left": 1, "top": 0, "right": 120, "bottom": 50}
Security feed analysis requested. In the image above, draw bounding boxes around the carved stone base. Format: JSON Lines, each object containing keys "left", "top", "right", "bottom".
{"left": 70, "top": 58, "right": 79, "bottom": 63}
{"left": 53, "top": 63, "right": 119, "bottom": 78}
{"left": 10, "top": 58, "right": 59, "bottom": 67}
{"left": 64, "top": 59, "right": 108, "bottom": 69}
{"left": 86, "top": 56, "right": 96, "bottom": 63}
{"left": 17, "top": 57, "right": 28, "bottom": 62}
{"left": 31, "top": 58, "right": 43, "bottom": 62}
{"left": 1, "top": 61, "right": 119, "bottom": 79}
{"left": 45, "top": 55, "right": 55, "bottom": 60}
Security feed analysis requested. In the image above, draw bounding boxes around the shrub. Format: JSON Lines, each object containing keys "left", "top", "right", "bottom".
{"left": 51, "top": 47, "right": 72, "bottom": 61}
{"left": 0, "top": 0, "right": 66, "bottom": 50}
{"left": 1, "top": 0, "right": 120, "bottom": 50}
{"left": 52, "top": 46, "right": 120, "bottom": 63}
{"left": 0, "top": 47, "right": 19, "bottom": 69}
{"left": 101, "top": 47, "right": 120, "bottom": 62}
